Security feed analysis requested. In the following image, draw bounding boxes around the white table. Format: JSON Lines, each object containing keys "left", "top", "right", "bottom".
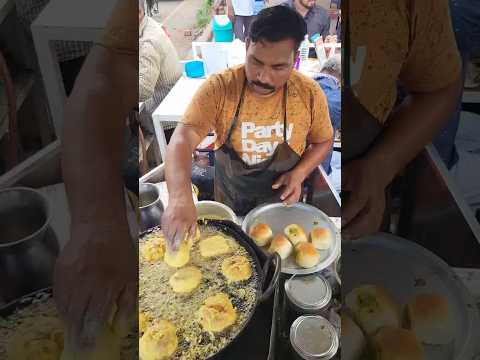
{"left": 152, "top": 77, "right": 205, "bottom": 161}
{"left": 31, "top": 0, "right": 118, "bottom": 137}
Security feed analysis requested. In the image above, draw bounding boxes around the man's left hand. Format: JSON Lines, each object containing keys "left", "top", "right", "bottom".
{"left": 342, "top": 158, "right": 389, "bottom": 240}
{"left": 272, "top": 170, "right": 304, "bottom": 205}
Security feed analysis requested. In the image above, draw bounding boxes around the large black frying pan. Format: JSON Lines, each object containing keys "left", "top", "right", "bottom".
{"left": 0, "top": 287, "right": 53, "bottom": 318}
{"left": 0, "top": 221, "right": 280, "bottom": 360}
{"left": 139, "top": 219, "right": 281, "bottom": 360}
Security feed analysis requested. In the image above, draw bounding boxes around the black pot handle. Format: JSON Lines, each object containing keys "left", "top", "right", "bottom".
{"left": 260, "top": 253, "right": 281, "bottom": 303}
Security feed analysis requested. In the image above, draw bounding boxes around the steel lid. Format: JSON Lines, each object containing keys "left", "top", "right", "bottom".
{"left": 285, "top": 275, "right": 332, "bottom": 311}
{"left": 290, "top": 316, "right": 339, "bottom": 360}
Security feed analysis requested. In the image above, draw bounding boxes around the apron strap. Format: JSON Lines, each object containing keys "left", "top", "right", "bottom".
{"left": 225, "top": 81, "right": 248, "bottom": 144}
{"left": 282, "top": 84, "right": 288, "bottom": 143}
{"left": 226, "top": 81, "right": 289, "bottom": 144}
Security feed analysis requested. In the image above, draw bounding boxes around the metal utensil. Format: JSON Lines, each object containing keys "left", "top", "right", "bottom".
{"left": 195, "top": 200, "right": 238, "bottom": 223}
{"left": 139, "top": 183, "right": 164, "bottom": 233}
{"left": 242, "top": 203, "right": 340, "bottom": 275}
{"left": 139, "top": 220, "right": 280, "bottom": 360}
{"left": 343, "top": 233, "right": 480, "bottom": 360}
{"left": 290, "top": 315, "right": 339, "bottom": 360}
{"left": 0, "top": 187, "right": 58, "bottom": 305}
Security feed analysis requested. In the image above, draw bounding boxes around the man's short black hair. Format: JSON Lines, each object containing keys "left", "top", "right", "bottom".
{"left": 248, "top": 6, "right": 307, "bottom": 51}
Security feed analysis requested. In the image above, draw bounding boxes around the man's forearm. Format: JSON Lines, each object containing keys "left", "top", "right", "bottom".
{"left": 165, "top": 129, "right": 198, "bottom": 202}
{"left": 365, "top": 75, "right": 463, "bottom": 186}
{"left": 62, "top": 46, "right": 137, "bottom": 226}
{"left": 293, "top": 140, "right": 333, "bottom": 180}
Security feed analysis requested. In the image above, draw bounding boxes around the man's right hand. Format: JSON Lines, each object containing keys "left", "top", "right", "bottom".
{"left": 162, "top": 197, "right": 197, "bottom": 251}
{"left": 54, "top": 221, "right": 137, "bottom": 350}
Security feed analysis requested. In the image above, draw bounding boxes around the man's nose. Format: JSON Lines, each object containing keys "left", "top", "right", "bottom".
{"left": 257, "top": 68, "right": 273, "bottom": 85}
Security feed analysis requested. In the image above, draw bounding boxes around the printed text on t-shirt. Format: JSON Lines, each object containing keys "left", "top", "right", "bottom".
{"left": 240, "top": 121, "right": 293, "bottom": 165}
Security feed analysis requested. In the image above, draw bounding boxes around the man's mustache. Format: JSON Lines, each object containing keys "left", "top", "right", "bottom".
{"left": 251, "top": 80, "right": 275, "bottom": 90}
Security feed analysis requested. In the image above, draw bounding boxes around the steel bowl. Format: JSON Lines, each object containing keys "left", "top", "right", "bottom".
{"left": 0, "top": 187, "right": 51, "bottom": 246}
{"left": 242, "top": 203, "right": 340, "bottom": 275}
{"left": 139, "top": 183, "right": 164, "bottom": 233}
{"left": 0, "top": 187, "right": 58, "bottom": 305}
{"left": 195, "top": 201, "right": 238, "bottom": 223}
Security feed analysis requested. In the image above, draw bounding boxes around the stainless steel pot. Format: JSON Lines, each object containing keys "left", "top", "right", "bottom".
{"left": 0, "top": 187, "right": 58, "bottom": 306}
{"left": 195, "top": 201, "right": 238, "bottom": 223}
{"left": 139, "top": 183, "right": 164, "bottom": 233}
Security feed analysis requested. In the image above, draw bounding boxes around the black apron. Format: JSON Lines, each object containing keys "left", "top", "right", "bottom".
{"left": 215, "top": 82, "right": 301, "bottom": 216}
{"left": 342, "top": 0, "right": 417, "bottom": 230}
{"left": 342, "top": 0, "right": 382, "bottom": 163}
{"left": 342, "top": 0, "right": 416, "bottom": 162}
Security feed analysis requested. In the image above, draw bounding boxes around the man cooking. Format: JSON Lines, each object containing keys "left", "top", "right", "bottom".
{"left": 162, "top": 6, "right": 333, "bottom": 249}
{"left": 342, "top": 0, "right": 463, "bottom": 240}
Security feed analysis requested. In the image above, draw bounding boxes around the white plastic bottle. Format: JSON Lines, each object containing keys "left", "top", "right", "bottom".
{"left": 298, "top": 34, "right": 310, "bottom": 72}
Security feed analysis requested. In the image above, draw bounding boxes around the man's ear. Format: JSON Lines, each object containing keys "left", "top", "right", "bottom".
{"left": 246, "top": 37, "right": 251, "bottom": 50}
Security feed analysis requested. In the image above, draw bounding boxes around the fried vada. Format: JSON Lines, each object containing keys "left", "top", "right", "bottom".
{"left": 199, "top": 235, "right": 232, "bottom": 258}
{"left": 139, "top": 320, "right": 178, "bottom": 360}
{"left": 169, "top": 266, "right": 203, "bottom": 294}
{"left": 221, "top": 256, "right": 252, "bottom": 282}
{"left": 198, "top": 293, "right": 237, "bottom": 333}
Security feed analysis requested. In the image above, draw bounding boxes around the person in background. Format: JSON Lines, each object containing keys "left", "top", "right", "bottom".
{"left": 213, "top": 0, "right": 226, "bottom": 15}
{"left": 226, "top": 0, "right": 255, "bottom": 41}
{"left": 315, "top": 55, "right": 341, "bottom": 176}
{"left": 336, "top": 9, "right": 341, "bottom": 40}
{"left": 254, "top": 0, "right": 265, "bottom": 15}
{"left": 283, "top": 0, "right": 330, "bottom": 40}
{"left": 14, "top": 0, "right": 91, "bottom": 95}
{"left": 328, "top": 0, "right": 341, "bottom": 39}
{"left": 139, "top": 0, "right": 182, "bottom": 136}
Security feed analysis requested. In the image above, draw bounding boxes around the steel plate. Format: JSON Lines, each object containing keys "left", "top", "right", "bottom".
{"left": 343, "top": 233, "right": 480, "bottom": 360}
{"left": 242, "top": 203, "right": 341, "bottom": 275}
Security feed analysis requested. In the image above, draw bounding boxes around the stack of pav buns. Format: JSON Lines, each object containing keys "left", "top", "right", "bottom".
{"left": 248, "top": 223, "right": 273, "bottom": 247}
{"left": 268, "top": 234, "right": 293, "bottom": 260}
{"left": 343, "top": 285, "right": 454, "bottom": 360}
{"left": 406, "top": 293, "right": 454, "bottom": 346}
{"left": 345, "top": 285, "right": 402, "bottom": 336}
{"left": 248, "top": 223, "right": 333, "bottom": 268}
{"left": 372, "top": 327, "right": 425, "bottom": 360}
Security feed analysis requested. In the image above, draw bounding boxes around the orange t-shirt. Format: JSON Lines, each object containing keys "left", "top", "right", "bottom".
{"left": 349, "top": 0, "right": 461, "bottom": 123}
{"left": 98, "top": 0, "right": 137, "bottom": 54}
{"left": 182, "top": 66, "right": 333, "bottom": 165}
